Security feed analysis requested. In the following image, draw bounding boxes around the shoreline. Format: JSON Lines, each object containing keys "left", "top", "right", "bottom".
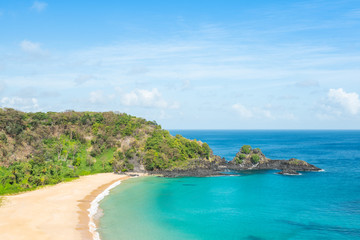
{"left": 78, "top": 178, "right": 126, "bottom": 240}
{"left": 0, "top": 173, "right": 129, "bottom": 240}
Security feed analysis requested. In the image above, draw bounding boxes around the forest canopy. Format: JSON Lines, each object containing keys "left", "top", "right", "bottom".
{"left": 0, "top": 108, "right": 213, "bottom": 195}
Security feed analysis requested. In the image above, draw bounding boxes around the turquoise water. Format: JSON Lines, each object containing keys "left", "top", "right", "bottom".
{"left": 99, "top": 130, "right": 360, "bottom": 240}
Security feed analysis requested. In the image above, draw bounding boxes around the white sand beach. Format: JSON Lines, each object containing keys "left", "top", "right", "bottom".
{"left": 0, "top": 173, "right": 129, "bottom": 240}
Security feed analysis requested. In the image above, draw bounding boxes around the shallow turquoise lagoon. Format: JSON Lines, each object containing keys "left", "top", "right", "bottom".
{"left": 99, "top": 130, "right": 360, "bottom": 240}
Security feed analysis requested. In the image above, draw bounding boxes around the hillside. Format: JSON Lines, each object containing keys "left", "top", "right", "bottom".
{"left": 0, "top": 108, "right": 218, "bottom": 194}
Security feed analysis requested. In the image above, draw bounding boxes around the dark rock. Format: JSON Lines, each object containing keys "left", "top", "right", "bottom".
{"left": 226, "top": 146, "right": 321, "bottom": 176}
{"left": 277, "top": 169, "right": 301, "bottom": 175}
{"left": 154, "top": 169, "right": 225, "bottom": 178}
{"left": 145, "top": 145, "right": 322, "bottom": 178}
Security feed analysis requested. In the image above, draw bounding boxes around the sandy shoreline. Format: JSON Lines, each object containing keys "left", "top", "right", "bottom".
{"left": 0, "top": 173, "right": 129, "bottom": 240}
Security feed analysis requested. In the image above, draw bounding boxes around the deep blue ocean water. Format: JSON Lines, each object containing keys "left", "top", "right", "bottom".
{"left": 98, "top": 130, "right": 360, "bottom": 240}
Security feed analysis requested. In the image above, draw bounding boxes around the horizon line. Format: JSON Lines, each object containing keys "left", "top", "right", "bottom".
{"left": 168, "top": 129, "right": 360, "bottom": 131}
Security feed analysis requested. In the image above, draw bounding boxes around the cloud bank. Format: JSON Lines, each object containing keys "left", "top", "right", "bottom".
{"left": 1, "top": 97, "right": 39, "bottom": 111}
{"left": 121, "top": 88, "right": 178, "bottom": 109}
{"left": 327, "top": 88, "right": 360, "bottom": 115}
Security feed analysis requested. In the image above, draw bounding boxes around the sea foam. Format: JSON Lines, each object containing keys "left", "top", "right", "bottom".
{"left": 88, "top": 180, "right": 122, "bottom": 240}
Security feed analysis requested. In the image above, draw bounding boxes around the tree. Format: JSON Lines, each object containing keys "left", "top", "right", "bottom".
{"left": 251, "top": 154, "right": 260, "bottom": 164}
{"left": 241, "top": 145, "right": 252, "bottom": 154}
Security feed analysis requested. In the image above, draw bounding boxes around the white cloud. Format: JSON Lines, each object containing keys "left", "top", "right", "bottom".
{"left": 20, "top": 40, "right": 42, "bottom": 53}
{"left": 261, "top": 109, "right": 273, "bottom": 119}
{"left": 232, "top": 104, "right": 253, "bottom": 118}
{"left": 31, "top": 1, "right": 48, "bottom": 12}
{"left": 327, "top": 88, "right": 360, "bottom": 115}
{"left": 1, "top": 97, "right": 39, "bottom": 111}
{"left": 121, "top": 88, "right": 178, "bottom": 109}
{"left": 159, "top": 110, "right": 170, "bottom": 120}
{"left": 232, "top": 104, "right": 274, "bottom": 119}
{"left": 89, "top": 90, "right": 105, "bottom": 104}
{"left": 232, "top": 103, "right": 295, "bottom": 120}
{"left": 7, "top": 37, "right": 360, "bottom": 94}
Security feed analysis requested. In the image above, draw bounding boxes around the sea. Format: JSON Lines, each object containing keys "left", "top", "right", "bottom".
{"left": 97, "top": 130, "right": 360, "bottom": 240}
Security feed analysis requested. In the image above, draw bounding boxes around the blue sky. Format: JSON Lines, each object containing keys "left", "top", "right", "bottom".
{"left": 0, "top": 0, "right": 360, "bottom": 129}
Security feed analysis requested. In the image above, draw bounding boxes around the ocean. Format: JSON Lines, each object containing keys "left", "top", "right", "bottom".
{"left": 97, "top": 130, "right": 360, "bottom": 240}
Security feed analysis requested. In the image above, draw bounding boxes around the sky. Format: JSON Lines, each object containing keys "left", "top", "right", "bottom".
{"left": 0, "top": 0, "right": 360, "bottom": 129}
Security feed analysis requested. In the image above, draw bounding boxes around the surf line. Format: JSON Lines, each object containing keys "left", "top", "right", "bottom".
{"left": 88, "top": 180, "right": 122, "bottom": 240}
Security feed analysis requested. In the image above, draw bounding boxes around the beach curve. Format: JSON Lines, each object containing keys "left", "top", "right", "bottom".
{"left": 0, "top": 173, "right": 129, "bottom": 240}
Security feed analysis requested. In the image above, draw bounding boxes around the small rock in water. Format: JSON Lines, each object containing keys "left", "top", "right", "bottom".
{"left": 277, "top": 170, "right": 300, "bottom": 175}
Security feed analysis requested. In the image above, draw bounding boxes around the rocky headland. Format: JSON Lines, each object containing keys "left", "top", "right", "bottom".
{"left": 153, "top": 145, "right": 321, "bottom": 177}
{"left": 0, "top": 109, "right": 321, "bottom": 195}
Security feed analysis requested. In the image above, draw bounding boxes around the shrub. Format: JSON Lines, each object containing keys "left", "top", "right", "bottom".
{"left": 238, "top": 154, "right": 246, "bottom": 159}
{"left": 125, "top": 148, "right": 135, "bottom": 159}
{"left": 127, "top": 163, "right": 134, "bottom": 170}
{"left": 90, "top": 150, "right": 97, "bottom": 157}
{"left": 289, "top": 158, "right": 305, "bottom": 165}
{"left": 73, "top": 157, "right": 81, "bottom": 167}
{"left": 201, "top": 143, "right": 211, "bottom": 159}
{"left": 241, "top": 145, "right": 252, "bottom": 154}
{"left": 86, "top": 157, "right": 95, "bottom": 166}
{"left": 251, "top": 154, "right": 260, "bottom": 164}
{"left": 145, "top": 160, "right": 154, "bottom": 171}
{"left": 117, "top": 151, "right": 125, "bottom": 160}
{"left": 235, "top": 157, "right": 243, "bottom": 164}
{"left": 0, "top": 133, "right": 7, "bottom": 143}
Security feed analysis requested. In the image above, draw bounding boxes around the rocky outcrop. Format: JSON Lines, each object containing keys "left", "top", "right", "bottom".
{"left": 153, "top": 169, "right": 225, "bottom": 177}
{"left": 227, "top": 146, "right": 321, "bottom": 175}
{"left": 154, "top": 156, "right": 228, "bottom": 177}
{"left": 277, "top": 169, "right": 300, "bottom": 175}
{"left": 226, "top": 159, "right": 321, "bottom": 174}
{"left": 152, "top": 145, "right": 321, "bottom": 177}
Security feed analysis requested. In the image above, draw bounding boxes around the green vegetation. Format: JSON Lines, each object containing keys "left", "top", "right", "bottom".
{"left": 251, "top": 154, "right": 260, "bottom": 164}
{"left": 241, "top": 145, "right": 252, "bottom": 154}
{"left": 0, "top": 108, "right": 213, "bottom": 195}
{"left": 289, "top": 158, "right": 306, "bottom": 165}
{"left": 112, "top": 149, "right": 135, "bottom": 172}
{"left": 238, "top": 153, "right": 246, "bottom": 160}
{"left": 234, "top": 153, "right": 246, "bottom": 164}
{"left": 234, "top": 157, "right": 242, "bottom": 164}
{"left": 144, "top": 129, "right": 211, "bottom": 171}
{"left": 233, "top": 145, "right": 264, "bottom": 165}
